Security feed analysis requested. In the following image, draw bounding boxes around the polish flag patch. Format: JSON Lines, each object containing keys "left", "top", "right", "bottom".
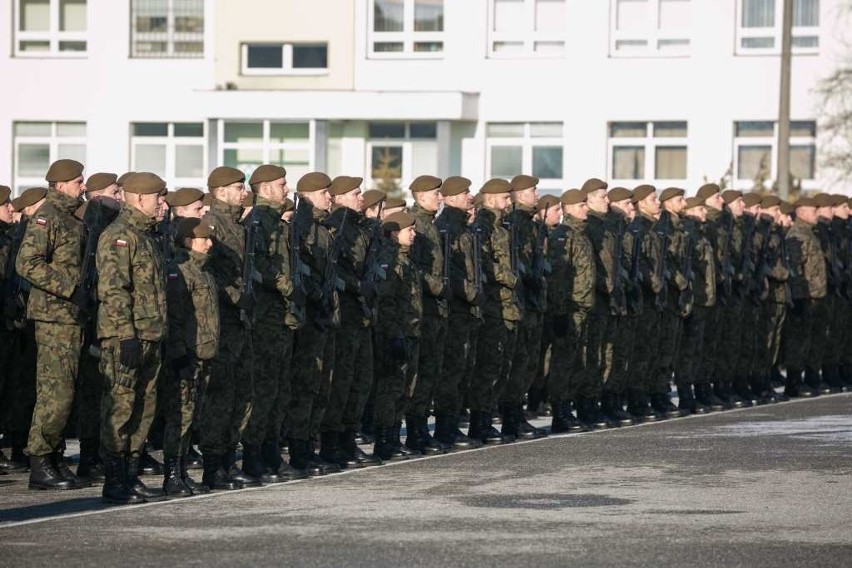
{"left": 114, "top": 239, "right": 128, "bottom": 248}
{"left": 35, "top": 217, "right": 47, "bottom": 226}
{"left": 168, "top": 273, "right": 178, "bottom": 280}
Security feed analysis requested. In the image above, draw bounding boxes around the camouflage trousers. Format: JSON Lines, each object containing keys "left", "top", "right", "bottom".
{"left": 503, "top": 310, "right": 544, "bottom": 406}
{"left": 373, "top": 334, "right": 419, "bottom": 428}
{"left": 470, "top": 317, "right": 517, "bottom": 412}
{"left": 823, "top": 294, "right": 846, "bottom": 369}
{"left": 783, "top": 299, "right": 826, "bottom": 369}
{"left": 75, "top": 344, "right": 103, "bottom": 443}
{"left": 322, "top": 322, "right": 373, "bottom": 434}
{"left": 0, "top": 322, "right": 36, "bottom": 448}
{"left": 529, "top": 314, "right": 554, "bottom": 402}
{"left": 805, "top": 298, "right": 831, "bottom": 369}
{"left": 200, "top": 317, "right": 253, "bottom": 456}
{"left": 676, "top": 305, "right": 709, "bottom": 386}
{"left": 583, "top": 301, "right": 612, "bottom": 399}
{"left": 701, "top": 303, "right": 724, "bottom": 381}
{"left": 288, "top": 323, "right": 327, "bottom": 442}
{"left": 755, "top": 302, "right": 786, "bottom": 373}
{"left": 244, "top": 301, "right": 294, "bottom": 446}
{"left": 99, "top": 338, "right": 161, "bottom": 458}
{"left": 27, "top": 322, "right": 82, "bottom": 457}
{"left": 630, "top": 300, "right": 661, "bottom": 394}
{"left": 718, "top": 297, "right": 746, "bottom": 380}
{"left": 160, "top": 358, "right": 207, "bottom": 457}
{"left": 607, "top": 315, "right": 637, "bottom": 396}
{"left": 310, "top": 332, "right": 336, "bottom": 438}
{"left": 735, "top": 300, "right": 762, "bottom": 377}
{"left": 650, "top": 304, "right": 682, "bottom": 395}
{"left": 435, "top": 312, "right": 480, "bottom": 416}
{"left": 547, "top": 310, "right": 588, "bottom": 403}
{"left": 409, "top": 314, "right": 447, "bottom": 418}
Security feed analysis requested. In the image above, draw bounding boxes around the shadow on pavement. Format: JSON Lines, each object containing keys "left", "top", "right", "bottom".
{"left": 0, "top": 496, "right": 113, "bottom": 524}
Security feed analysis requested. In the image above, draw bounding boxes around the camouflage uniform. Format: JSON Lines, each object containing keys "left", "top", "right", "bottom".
{"left": 817, "top": 218, "right": 845, "bottom": 381}
{"left": 604, "top": 209, "right": 634, "bottom": 406}
{"left": 97, "top": 203, "right": 167, "bottom": 458}
{"left": 700, "top": 208, "right": 732, "bottom": 397}
{"left": 753, "top": 216, "right": 790, "bottom": 396}
{"left": 15, "top": 190, "right": 85, "bottom": 458}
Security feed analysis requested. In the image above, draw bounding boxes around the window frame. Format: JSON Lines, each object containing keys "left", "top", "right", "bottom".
{"left": 487, "top": 0, "right": 568, "bottom": 59}
{"left": 240, "top": 42, "right": 330, "bottom": 76}
{"left": 735, "top": 0, "right": 820, "bottom": 56}
{"left": 13, "top": 121, "right": 87, "bottom": 194}
{"left": 367, "top": 0, "right": 446, "bottom": 59}
{"left": 732, "top": 119, "right": 817, "bottom": 190}
{"left": 608, "top": 0, "right": 692, "bottom": 58}
{"left": 607, "top": 121, "right": 689, "bottom": 185}
{"left": 485, "top": 122, "right": 565, "bottom": 189}
{"left": 130, "top": 0, "right": 205, "bottom": 59}
{"left": 130, "top": 122, "right": 208, "bottom": 189}
{"left": 365, "top": 121, "right": 439, "bottom": 188}
{"left": 14, "top": 0, "right": 88, "bottom": 58}
{"left": 217, "top": 120, "right": 315, "bottom": 183}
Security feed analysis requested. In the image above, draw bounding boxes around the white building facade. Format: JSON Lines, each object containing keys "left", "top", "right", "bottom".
{"left": 2, "top": 0, "right": 849, "bottom": 197}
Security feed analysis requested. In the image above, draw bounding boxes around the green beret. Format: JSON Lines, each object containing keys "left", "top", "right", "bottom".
{"left": 329, "top": 175, "right": 363, "bottom": 197}
{"left": 695, "top": 183, "right": 721, "bottom": 201}
{"left": 249, "top": 164, "right": 287, "bottom": 186}
{"left": 536, "top": 194, "right": 560, "bottom": 210}
{"left": 124, "top": 172, "right": 167, "bottom": 195}
{"left": 166, "top": 187, "right": 205, "bottom": 208}
{"left": 795, "top": 197, "right": 817, "bottom": 208}
{"left": 207, "top": 166, "right": 245, "bottom": 189}
{"left": 581, "top": 178, "right": 608, "bottom": 194}
{"left": 742, "top": 192, "right": 763, "bottom": 208}
{"left": 510, "top": 175, "right": 539, "bottom": 192}
{"left": 631, "top": 184, "right": 657, "bottom": 204}
{"left": 780, "top": 200, "right": 794, "bottom": 215}
{"left": 721, "top": 190, "right": 743, "bottom": 204}
{"left": 813, "top": 193, "right": 833, "bottom": 208}
{"left": 45, "top": 159, "right": 84, "bottom": 183}
{"left": 385, "top": 197, "right": 407, "bottom": 209}
{"left": 382, "top": 211, "right": 416, "bottom": 232}
{"left": 760, "top": 195, "right": 781, "bottom": 208}
{"left": 13, "top": 187, "right": 48, "bottom": 212}
{"left": 607, "top": 187, "right": 632, "bottom": 203}
{"left": 659, "top": 187, "right": 685, "bottom": 202}
{"left": 117, "top": 172, "right": 136, "bottom": 187}
{"left": 85, "top": 173, "right": 117, "bottom": 194}
{"left": 479, "top": 178, "right": 511, "bottom": 195}
{"left": 561, "top": 189, "right": 586, "bottom": 206}
{"left": 362, "top": 189, "right": 386, "bottom": 210}
{"left": 409, "top": 175, "right": 442, "bottom": 193}
{"left": 297, "top": 172, "right": 332, "bottom": 193}
{"left": 442, "top": 176, "right": 472, "bottom": 197}
{"left": 0, "top": 185, "right": 10, "bottom": 205}
{"left": 177, "top": 217, "right": 214, "bottom": 241}
{"left": 283, "top": 197, "right": 295, "bottom": 212}
{"left": 684, "top": 196, "right": 705, "bottom": 210}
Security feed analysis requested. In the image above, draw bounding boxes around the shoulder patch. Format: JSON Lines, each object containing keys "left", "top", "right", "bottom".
{"left": 114, "top": 239, "right": 128, "bottom": 248}
{"left": 35, "top": 217, "right": 47, "bottom": 226}
{"left": 167, "top": 272, "right": 178, "bottom": 280}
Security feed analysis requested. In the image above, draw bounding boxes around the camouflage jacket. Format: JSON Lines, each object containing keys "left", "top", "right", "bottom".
{"left": 506, "top": 203, "right": 548, "bottom": 312}
{"left": 585, "top": 210, "right": 620, "bottom": 305}
{"left": 435, "top": 205, "right": 480, "bottom": 318}
{"left": 704, "top": 208, "right": 734, "bottom": 296}
{"left": 376, "top": 241, "right": 422, "bottom": 339}
{"left": 166, "top": 248, "right": 219, "bottom": 361}
{"left": 16, "top": 190, "right": 84, "bottom": 325}
{"left": 474, "top": 207, "right": 521, "bottom": 321}
{"left": 630, "top": 213, "right": 664, "bottom": 299}
{"left": 410, "top": 203, "right": 449, "bottom": 319}
{"left": 204, "top": 199, "right": 245, "bottom": 318}
{"left": 0, "top": 221, "right": 13, "bottom": 293}
{"left": 546, "top": 215, "right": 595, "bottom": 315}
{"left": 786, "top": 219, "right": 827, "bottom": 301}
{"left": 251, "top": 197, "right": 301, "bottom": 330}
{"left": 758, "top": 219, "right": 791, "bottom": 305}
{"left": 610, "top": 210, "right": 641, "bottom": 316}
{"left": 293, "top": 198, "right": 339, "bottom": 326}
{"left": 325, "top": 205, "right": 371, "bottom": 326}
{"left": 96, "top": 204, "right": 167, "bottom": 341}
{"left": 685, "top": 217, "right": 716, "bottom": 308}
{"left": 816, "top": 218, "right": 845, "bottom": 295}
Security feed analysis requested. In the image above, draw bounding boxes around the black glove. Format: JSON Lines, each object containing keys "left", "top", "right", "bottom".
{"left": 119, "top": 337, "right": 142, "bottom": 369}
{"left": 552, "top": 314, "right": 570, "bottom": 338}
{"left": 389, "top": 337, "right": 407, "bottom": 362}
{"left": 792, "top": 298, "right": 811, "bottom": 318}
{"left": 70, "top": 285, "right": 89, "bottom": 310}
{"left": 359, "top": 280, "right": 376, "bottom": 302}
{"left": 237, "top": 292, "right": 255, "bottom": 313}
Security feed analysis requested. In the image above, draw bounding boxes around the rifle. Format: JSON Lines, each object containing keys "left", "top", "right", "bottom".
{"left": 752, "top": 216, "right": 775, "bottom": 304}
{"left": 626, "top": 218, "right": 644, "bottom": 315}
{"left": 505, "top": 204, "right": 522, "bottom": 308}
{"left": 531, "top": 220, "right": 551, "bottom": 279}
{"left": 2, "top": 222, "right": 28, "bottom": 330}
{"left": 240, "top": 208, "right": 260, "bottom": 329}
{"left": 472, "top": 224, "right": 485, "bottom": 300}
{"left": 78, "top": 198, "right": 120, "bottom": 324}
{"left": 320, "top": 207, "right": 348, "bottom": 328}
{"left": 779, "top": 229, "right": 795, "bottom": 308}
{"left": 653, "top": 211, "right": 671, "bottom": 311}
{"left": 289, "top": 194, "right": 308, "bottom": 325}
{"left": 719, "top": 213, "right": 735, "bottom": 305}
{"left": 678, "top": 218, "right": 695, "bottom": 314}
{"left": 439, "top": 227, "right": 450, "bottom": 301}
{"left": 361, "top": 207, "right": 386, "bottom": 321}
{"left": 819, "top": 221, "right": 844, "bottom": 297}
{"left": 159, "top": 210, "right": 174, "bottom": 266}
{"left": 738, "top": 216, "right": 757, "bottom": 300}
{"left": 610, "top": 219, "right": 627, "bottom": 316}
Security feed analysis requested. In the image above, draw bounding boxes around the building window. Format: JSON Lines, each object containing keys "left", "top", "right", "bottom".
{"left": 131, "top": 122, "right": 206, "bottom": 188}
{"left": 733, "top": 120, "right": 816, "bottom": 189}
{"left": 369, "top": 0, "right": 445, "bottom": 58}
{"left": 610, "top": 0, "right": 691, "bottom": 57}
{"left": 14, "top": 0, "right": 87, "bottom": 57}
{"left": 219, "top": 120, "right": 313, "bottom": 183}
{"left": 131, "top": 0, "right": 204, "bottom": 58}
{"left": 736, "top": 0, "right": 819, "bottom": 54}
{"left": 488, "top": 0, "right": 567, "bottom": 57}
{"left": 241, "top": 43, "right": 328, "bottom": 75}
{"left": 608, "top": 121, "right": 687, "bottom": 182}
{"left": 13, "top": 122, "right": 86, "bottom": 194}
{"left": 366, "top": 122, "right": 438, "bottom": 190}
{"left": 486, "top": 123, "right": 564, "bottom": 188}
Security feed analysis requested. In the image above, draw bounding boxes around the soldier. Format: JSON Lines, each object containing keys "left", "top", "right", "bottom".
{"left": 167, "top": 188, "right": 205, "bottom": 221}
{"left": 406, "top": 175, "right": 449, "bottom": 454}
{"left": 809, "top": 193, "right": 840, "bottom": 394}
{"left": 546, "top": 189, "right": 595, "bottom": 433}
{"left": 503, "top": 175, "right": 548, "bottom": 438}
{"left": 97, "top": 172, "right": 168, "bottom": 504}
{"left": 161, "top": 217, "right": 218, "bottom": 497}
{"left": 200, "top": 166, "right": 259, "bottom": 490}
{"left": 433, "top": 176, "right": 483, "bottom": 450}
{"left": 783, "top": 196, "right": 827, "bottom": 398}
{"left": 833, "top": 196, "right": 852, "bottom": 388}
{"left": 241, "top": 164, "right": 305, "bottom": 483}
{"left": 371, "top": 211, "right": 422, "bottom": 460}
{"left": 0, "top": 185, "right": 17, "bottom": 472}
{"left": 16, "top": 159, "right": 89, "bottom": 490}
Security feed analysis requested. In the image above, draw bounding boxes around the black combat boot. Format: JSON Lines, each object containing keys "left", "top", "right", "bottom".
{"left": 392, "top": 423, "right": 420, "bottom": 458}
{"left": 319, "top": 431, "right": 361, "bottom": 469}
{"left": 137, "top": 447, "right": 163, "bottom": 475}
{"left": 822, "top": 365, "right": 846, "bottom": 393}
{"left": 550, "top": 401, "right": 585, "bottom": 433}
{"left": 804, "top": 367, "right": 830, "bottom": 395}
{"left": 373, "top": 426, "right": 407, "bottom": 461}
{"left": 128, "top": 455, "right": 167, "bottom": 500}
{"left": 289, "top": 439, "right": 323, "bottom": 477}
{"left": 201, "top": 452, "right": 237, "bottom": 490}
{"left": 526, "top": 386, "right": 545, "bottom": 418}
{"left": 102, "top": 455, "right": 145, "bottom": 504}
{"left": 341, "top": 429, "right": 382, "bottom": 466}
{"left": 499, "top": 404, "right": 520, "bottom": 441}
{"left": 715, "top": 380, "right": 745, "bottom": 409}
{"left": 309, "top": 439, "right": 343, "bottom": 474}
{"left": 53, "top": 452, "right": 89, "bottom": 488}
{"left": 515, "top": 404, "right": 547, "bottom": 439}
{"left": 650, "top": 393, "right": 684, "bottom": 419}
{"left": 732, "top": 377, "right": 758, "bottom": 406}
{"left": 162, "top": 455, "right": 193, "bottom": 498}
{"left": 180, "top": 456, "right": 209, "bottom": 493}
{"left": 28, "top": 455, "right": 74, "bottom": 490}
{"left": 224, "top": 449, "right": 263, "bottom": 487}
{"left": 76, "top": 438, "right": 104, "bottom": 481}
{"left": 262, "top": 439, "right": 306, "bottom": 481}
{"left": 601, "top": 392, "right": 635, "bottom": 426}
{"left": 784, "top": 367, "right": 814, "bottom": 398}
{"left": 575, "top": 397, "right": 609, "bottom": 430}
{"left": 405, "top": 416, "right": 445, "bottom": 455}
{"left": 676, "top": 383, "right": 704, "bottom": 415}
{"left": 241, "top": 444, "right": 279, "bottom": 484}
{"left": 468, "top": 410, "right": 506, "bottom": 445}
{"left": 627, "top": 389, "right": 662, "bottom": 422}
{"left": 3, "top": 446, "right": 29, "bottom": 472}
{"left": 694, "top": 382, "right": 726, "bottom": 411}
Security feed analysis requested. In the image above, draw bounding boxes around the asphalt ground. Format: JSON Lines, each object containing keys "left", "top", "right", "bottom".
{"left": 2, "top": 393, "right": 852, "bottom": 567}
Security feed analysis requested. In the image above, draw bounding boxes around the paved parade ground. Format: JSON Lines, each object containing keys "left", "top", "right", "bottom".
{"left": 2, "top": 394, "right": 852, "bottom": 567}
